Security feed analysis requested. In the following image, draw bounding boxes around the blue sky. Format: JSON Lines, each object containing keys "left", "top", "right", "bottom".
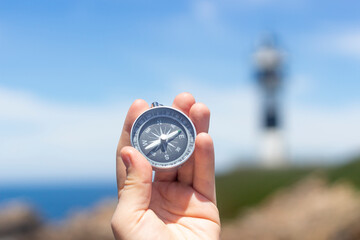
{"left": 1, "top": 0, "right": 360, "bottom": 183}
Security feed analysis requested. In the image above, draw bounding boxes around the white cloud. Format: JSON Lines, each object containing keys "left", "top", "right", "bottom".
{"left": 1, "top": 81, "right": 360, "bottom": 182}
{"left": 0, "top": 87, "right": 130, "bottom": 183}
{"left": 332, "top": 30, "right": 360, "bottom": 57}
{"left": 311, "top": 28, "right": 360, "bottom": 59}
{"left": 169, "top": 78, "right": 259, "bottom": 172}
{"left": 285, "top": 74, "right": 360, "bottom": 162}
{"left": 172, "top": 76, "right": 360, "bottom": 170}
{"left": 193, "top": 0, "right": 218, "bottom": 23}
{"left": 213, "top": 0, "right": 304, "bottom": 10}
{"left": 286, "top": 104, "right": 360, "bottom": 162}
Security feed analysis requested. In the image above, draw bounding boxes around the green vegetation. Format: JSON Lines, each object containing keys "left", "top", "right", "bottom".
{"left": 215, "top": 156, "right": 360, "bottom": 221}
{"left": 327, "top": 156, "right": 360, "bottom": 187}
{"left": 215, "top": 167, "right": 313, "bottom": 221}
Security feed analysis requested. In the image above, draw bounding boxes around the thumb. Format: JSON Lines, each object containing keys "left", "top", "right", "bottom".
{"left": 117, "top": 146, "right": 153, "bottom": 212}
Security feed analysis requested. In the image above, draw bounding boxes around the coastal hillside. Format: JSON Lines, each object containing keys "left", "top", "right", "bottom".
{"left": 1, "top": 156, "right": 360, "bottom": 240}
{"left": 217, "top": 155, "right": 360, "bottom": 221}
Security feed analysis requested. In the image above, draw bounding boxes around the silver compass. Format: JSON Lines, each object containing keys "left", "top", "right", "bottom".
{"left": 130, "top": 102, "right": 196, "bottom": 171}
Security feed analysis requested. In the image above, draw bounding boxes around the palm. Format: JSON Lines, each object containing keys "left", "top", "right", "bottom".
{"left": 141, "top": 182, "right": 220, "bottom": 239}
{"left": 112, "top": 93, "right": 220, "bottom": 240}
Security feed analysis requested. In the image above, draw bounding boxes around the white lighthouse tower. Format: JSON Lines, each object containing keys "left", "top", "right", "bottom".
{"left": 253, "top": 36, "right": 287, "bottom": 167}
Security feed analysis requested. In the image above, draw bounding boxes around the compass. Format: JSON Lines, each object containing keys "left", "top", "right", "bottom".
{"left": 130, "top": 102, "right": 196, "bottom": 170}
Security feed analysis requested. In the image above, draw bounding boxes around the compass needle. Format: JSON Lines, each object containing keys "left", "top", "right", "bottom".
{"left": 144, "top": 139, "right": 161, "bottom": 150}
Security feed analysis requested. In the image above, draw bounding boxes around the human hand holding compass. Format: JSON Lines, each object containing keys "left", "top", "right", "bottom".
{"left": 112, "top": 93, "right": 220, "bottom": 240}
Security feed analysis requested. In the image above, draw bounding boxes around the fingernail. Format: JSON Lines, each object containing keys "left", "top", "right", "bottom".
{"left": 122, "top": 154, "right": 131, "bottom": 168}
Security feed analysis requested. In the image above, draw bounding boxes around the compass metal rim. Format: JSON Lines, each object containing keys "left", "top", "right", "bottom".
{"left": 130, "top": 105, "right": 197, "bottom": 171}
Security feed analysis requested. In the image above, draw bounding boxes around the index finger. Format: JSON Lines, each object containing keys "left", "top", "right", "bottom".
{"left": 116, "top": 99, "right": 149, "bottom": 198}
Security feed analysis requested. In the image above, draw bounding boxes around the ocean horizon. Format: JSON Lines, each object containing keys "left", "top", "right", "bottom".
{"left": 0, "top": 182, "right": 118, "bottom": 221}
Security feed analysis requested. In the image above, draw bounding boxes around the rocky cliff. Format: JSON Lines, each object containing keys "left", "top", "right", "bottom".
{"left": 1, "top": 176, "right": 360, "bottom": 240}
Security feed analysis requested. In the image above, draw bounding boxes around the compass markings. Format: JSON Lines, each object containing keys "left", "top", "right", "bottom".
{"left": 132, "top": 106, "right": 195, "bottom": 169}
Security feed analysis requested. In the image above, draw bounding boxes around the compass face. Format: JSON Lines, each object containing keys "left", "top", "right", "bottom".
{"left": 131, "top": 106, "right": 196, "bottom": 170}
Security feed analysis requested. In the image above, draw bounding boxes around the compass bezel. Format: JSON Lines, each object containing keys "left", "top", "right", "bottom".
{"left": 130, "top": 106, "right": 196, "bottom": 171}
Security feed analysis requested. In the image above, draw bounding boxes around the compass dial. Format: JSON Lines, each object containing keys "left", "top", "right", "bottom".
{"left": 131, "top": 106, "right": 196, "bottom": 170}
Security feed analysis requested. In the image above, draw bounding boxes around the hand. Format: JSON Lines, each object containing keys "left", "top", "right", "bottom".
{"left": 111, "top": 93, "right": 220, "bottom": 240}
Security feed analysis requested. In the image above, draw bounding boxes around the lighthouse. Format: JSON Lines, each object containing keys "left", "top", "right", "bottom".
{"left": 253, "top": 36, "right": 287, "bottom": 167}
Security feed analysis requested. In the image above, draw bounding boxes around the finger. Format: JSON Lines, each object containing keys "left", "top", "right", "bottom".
{"left": 189, "top": 103, "right": 211, "bottom": 133}
{"left": 116, "top": 99, "right": 149, "bottom": 198}
{"left": 154, "top": 92, "right": 195, "bottom": 182}
{"left": 173, "top": 92, "right": 196, "bottom": 115}
{"left": 112, "top": 147, "right": 153, "bottom": 229}
{"left": 177, "top": 103, "right": 210, "bottom": 185}
{"left": 193, "top": 133, "right": 216, "bottom": 203}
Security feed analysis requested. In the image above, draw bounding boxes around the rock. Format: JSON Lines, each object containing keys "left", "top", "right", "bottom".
{"left": 4, "top": 176, "right": 360, "bottom": 240}
{"left": 34, "top": 199, "right": 117, "bottom": 240}
{"left": 0, "top": 201, "right": 42, "bottom": 239}
{"left": 0, "top": 199, "right": 117, "bottom": 240}
{"left": 331, "top": 217, "right": 360, "bottom": 240}
{"left": 221, "top": 176, "right": 360, "bottom": 240}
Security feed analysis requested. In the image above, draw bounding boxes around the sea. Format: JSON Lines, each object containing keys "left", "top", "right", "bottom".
{"left": 0, "top": 183, "right": 118, "bottom": 221}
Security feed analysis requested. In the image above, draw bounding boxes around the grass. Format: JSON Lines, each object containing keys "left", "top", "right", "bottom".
{"left": 215, "top": 156, "right": 360, "bottom": 221}
{"left": 327, "top": 156, "right": 360, "bottom": 187}
{"left": 215, "top": 167, "right": 313, "bottom": 221}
